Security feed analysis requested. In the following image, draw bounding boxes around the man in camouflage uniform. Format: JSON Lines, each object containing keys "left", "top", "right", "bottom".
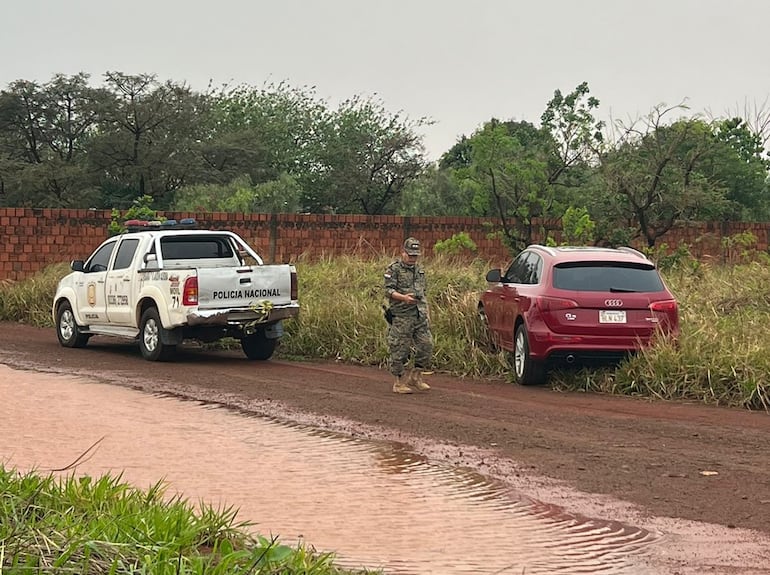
{"left": 384, "top": 237, "right": 433, "bottom": 394}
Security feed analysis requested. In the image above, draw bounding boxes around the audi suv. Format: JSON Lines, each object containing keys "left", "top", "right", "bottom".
{"left": 479, "top": 245, "right": 679, "bottom": 385}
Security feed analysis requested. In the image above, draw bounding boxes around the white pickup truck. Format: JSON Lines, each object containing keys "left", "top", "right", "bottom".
{"left": 52, "top": 221, "right": 299, "bottom": 361}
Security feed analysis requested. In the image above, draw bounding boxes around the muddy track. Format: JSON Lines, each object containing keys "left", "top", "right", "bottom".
{"left": 2, "top": 322, "right": 769, "bottom": 536}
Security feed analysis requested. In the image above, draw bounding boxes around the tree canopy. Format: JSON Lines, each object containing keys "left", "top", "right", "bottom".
{"left": 1, "top": 71, "right": 768, "bottom": 253}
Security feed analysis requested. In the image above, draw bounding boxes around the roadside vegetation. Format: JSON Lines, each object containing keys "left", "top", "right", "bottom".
{"left": 0, "top": 466, "right": 374, "bottom": 574}
{"left": 1, "top": 245, "right": 769, "bottom": 410}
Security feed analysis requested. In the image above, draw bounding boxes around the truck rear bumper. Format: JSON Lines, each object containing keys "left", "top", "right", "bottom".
{"left": 186, "top": 303, "right": 299, "bottom": 327}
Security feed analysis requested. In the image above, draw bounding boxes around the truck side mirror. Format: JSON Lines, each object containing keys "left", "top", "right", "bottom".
{"left": 71, "top": 260, "right": 85, "bottom": 272}
{"left": 143, "top": 253, "right": 159, "bottom": 270}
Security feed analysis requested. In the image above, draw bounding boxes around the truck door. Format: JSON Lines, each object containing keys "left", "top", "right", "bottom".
{"left": 75, "top": 240, "right": 117, "bottom": 325}
{"left": 106, "top": 237, "right": 140, "bottom": 325}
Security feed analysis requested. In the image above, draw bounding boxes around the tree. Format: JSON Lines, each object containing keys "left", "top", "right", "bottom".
{"left": 201, "top": 81, "right": 327, "bottom": 187}
{"left": 399, "top": 165, "right": 487, "bottom": 217}
{"left": 307, "top": 95, "right": 430, "bottom": 214}
{"left": 0, "top": 74, "right": 105, "bottom": 206}
{"left": 88, "top": 72, "right": 208, "bottom": 208}
{"left": 462, "top": 120, "right": 552, "bottom": 250}
{"left": 725, "top": 96, "right": 770, "bottom": 162}
{"left": 172, "top": 172, "right": 302, "bottom": 214}
{"left": 709, "top": 117, "right": 770, "bottom": 220}
{"left": 596, "top": 105, "right": 730, "bottom": 247}
{"left": 449, "top": 83, "right": 603, "bottom": 252}
{"left": 540, "top": 80, "right": 604, "bottom": 186}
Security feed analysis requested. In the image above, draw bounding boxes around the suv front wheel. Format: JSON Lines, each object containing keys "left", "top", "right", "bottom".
{"left": 512, "top": 324, "right": 546, "bottom": 386}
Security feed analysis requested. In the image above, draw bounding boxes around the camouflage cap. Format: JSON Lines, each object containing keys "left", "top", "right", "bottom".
{"left": 403, "top": 237, "right": 421, "bottom": 256}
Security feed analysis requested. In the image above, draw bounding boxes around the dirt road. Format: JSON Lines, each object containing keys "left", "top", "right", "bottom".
{"left": 2, "top": 322, "right": 769, "bottom": 538}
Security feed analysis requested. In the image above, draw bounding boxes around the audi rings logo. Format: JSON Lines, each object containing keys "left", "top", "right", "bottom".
{"left": 604, "top": 299, "right": 624, "bottom": 307}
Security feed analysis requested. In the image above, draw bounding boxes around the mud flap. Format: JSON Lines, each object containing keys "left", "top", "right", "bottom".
{"left": 160, "top": 326, "right": 184, "bottom": 345}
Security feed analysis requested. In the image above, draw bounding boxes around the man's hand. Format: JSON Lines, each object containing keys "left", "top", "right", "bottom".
{"left": 395, "top": 292, "right": 419, "bottom": 305}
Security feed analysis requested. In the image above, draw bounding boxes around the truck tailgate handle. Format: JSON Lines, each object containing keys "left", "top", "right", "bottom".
{"left": 239, "top": 277, "right": 251, "bottom": 284}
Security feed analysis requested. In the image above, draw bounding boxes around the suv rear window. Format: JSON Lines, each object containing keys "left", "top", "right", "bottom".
{"left": 552, "top": 262, "right": 664, "bottom": 292}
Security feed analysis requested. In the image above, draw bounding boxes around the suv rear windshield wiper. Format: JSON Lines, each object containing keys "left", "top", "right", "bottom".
{"left": 609, "top": 287, "right": 638, "bottom": 293}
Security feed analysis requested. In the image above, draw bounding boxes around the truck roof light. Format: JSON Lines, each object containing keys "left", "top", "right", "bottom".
{"left": 123, "top": 218, "right": 198, "bottom": 233}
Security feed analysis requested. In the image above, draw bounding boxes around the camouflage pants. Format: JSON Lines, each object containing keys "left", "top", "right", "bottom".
{"left": 387, "top": 313, "right": 433, "bottom": 377}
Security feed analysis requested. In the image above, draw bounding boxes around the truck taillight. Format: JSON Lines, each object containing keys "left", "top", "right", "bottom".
{"left": 183, "top": 277, "right": 198, "bottom": 306}
{"left": 290, "top": 270, "right": 298, "bottom": 301}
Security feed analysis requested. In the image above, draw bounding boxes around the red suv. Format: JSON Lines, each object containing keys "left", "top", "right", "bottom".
{"left": 479, "top": 245, "right": 679, "bottom": 385}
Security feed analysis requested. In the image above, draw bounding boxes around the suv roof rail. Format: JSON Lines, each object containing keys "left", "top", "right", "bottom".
{"left": 616, "top": 246, "right": 648, "bottom": 259}
{"left": 528, "top": 244, "right": 557, "bottom": 256}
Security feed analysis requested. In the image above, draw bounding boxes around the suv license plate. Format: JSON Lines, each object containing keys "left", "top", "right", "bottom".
{"left": 599, "top": 310, "right": 626, "bottom": 323}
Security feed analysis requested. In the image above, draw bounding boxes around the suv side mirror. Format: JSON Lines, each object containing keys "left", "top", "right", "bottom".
{"left": 485, "top": 268, "right": 502, "bottom": 283}
{"left": 71, "top": 260, "right": 85, "bottom": 272}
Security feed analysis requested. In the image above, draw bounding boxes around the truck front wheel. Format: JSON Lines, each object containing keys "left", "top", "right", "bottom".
{"left": 241, "top": 329, "right": 277, "bottom": 360}
{"left": 139, "top": 307, "right": 176, "bottom": 361}
{"left": 56, "top": 301, "right": 90, "bottom": 348}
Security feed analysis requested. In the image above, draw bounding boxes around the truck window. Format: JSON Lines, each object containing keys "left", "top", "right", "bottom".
{"left": 113, "top": 238, "right": 140, "bottom": 270}
{"left": 160, "top": 236, "right": 235, "bottom": 260}
{"left": 86, "top": 240, "right": 117, "bottom": 273}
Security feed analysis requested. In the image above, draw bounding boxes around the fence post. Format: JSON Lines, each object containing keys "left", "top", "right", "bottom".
{"left": 269, "top": 213, "right": 278, "bottom": 263}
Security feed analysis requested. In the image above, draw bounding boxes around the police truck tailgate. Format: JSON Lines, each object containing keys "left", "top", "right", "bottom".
{"left": 195, "top": 265, "right": 294, "bottom": 310}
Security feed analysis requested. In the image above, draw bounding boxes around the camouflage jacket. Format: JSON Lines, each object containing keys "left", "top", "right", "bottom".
{"left": 384, "top": 259, "right": 429, "bottom": 317}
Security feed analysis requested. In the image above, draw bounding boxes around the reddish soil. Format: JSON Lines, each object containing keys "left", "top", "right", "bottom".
{"left": 2, "top": 322, "right": 770, "bottom": 539}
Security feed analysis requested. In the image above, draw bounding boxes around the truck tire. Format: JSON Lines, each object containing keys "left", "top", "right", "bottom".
{"left": 56, "top": 301, "right": 90, "bottom": 348}
{"left": 139, "top": 307, "right": 176, "bottom": 361}
{"left": 241, "top": 329, "right": 277, "bottom": 360}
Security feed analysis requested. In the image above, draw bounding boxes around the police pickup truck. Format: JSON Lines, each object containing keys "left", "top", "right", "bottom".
{"left": 52, "top": 219, "right": 299, "bottom": 361}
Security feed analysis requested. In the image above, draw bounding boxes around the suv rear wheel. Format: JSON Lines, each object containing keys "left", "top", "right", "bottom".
{"left": 512, "top": 324, "right": 546, "bottom": 386}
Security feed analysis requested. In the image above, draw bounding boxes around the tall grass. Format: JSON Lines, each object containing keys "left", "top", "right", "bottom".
{"left": 0, "top": 466, "right": 374, "bottom": 574}
{"left": 2, "top": 255, "right": 769, "bottom": 409}
{"left": 0, "top": 263, "right": 69, "bottom": 326}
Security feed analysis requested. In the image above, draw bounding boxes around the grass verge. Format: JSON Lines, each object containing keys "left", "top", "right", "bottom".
{"left": 0, "top": 465, "right": 375, "bottom": 574}
{"left": 1, "top": 254, "right": 768, "bottom": 409}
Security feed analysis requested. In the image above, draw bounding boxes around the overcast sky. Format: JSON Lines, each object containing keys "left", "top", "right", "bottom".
{"left": 2, "top": 0, "right": 769, "bottom": 160}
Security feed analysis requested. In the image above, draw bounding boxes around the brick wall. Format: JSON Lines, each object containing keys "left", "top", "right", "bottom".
{"left": 0, "top": 208, "right": 768, "bottom": 282}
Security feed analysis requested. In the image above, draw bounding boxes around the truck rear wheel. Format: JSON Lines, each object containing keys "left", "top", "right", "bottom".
{"left": 241, "top": 329, "right": 277, "bottom": 360}
{"left": 139, "top": 307, "right": 176, "bottom": 361}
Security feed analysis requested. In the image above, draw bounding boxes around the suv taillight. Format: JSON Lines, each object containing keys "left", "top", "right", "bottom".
{"left": 182, "top": 277, "right": 198, "bottom": 306}
{"left": 536, "top": 296, "right": 579, "bottom": 311}
{"left": 650, "top": 299, "right": 677, "bottom": 313}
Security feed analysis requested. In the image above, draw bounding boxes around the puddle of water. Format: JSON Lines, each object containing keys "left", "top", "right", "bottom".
{"left": 0, "top": 364, "right": 656, "bottom": 574}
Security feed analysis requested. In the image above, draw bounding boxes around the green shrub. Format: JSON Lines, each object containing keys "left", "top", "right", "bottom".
{"left": 108, "top": 194, "right": 166, "bottom": 236}
{"left": 433, "top": 232, "right": 477, "bottom": 256}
